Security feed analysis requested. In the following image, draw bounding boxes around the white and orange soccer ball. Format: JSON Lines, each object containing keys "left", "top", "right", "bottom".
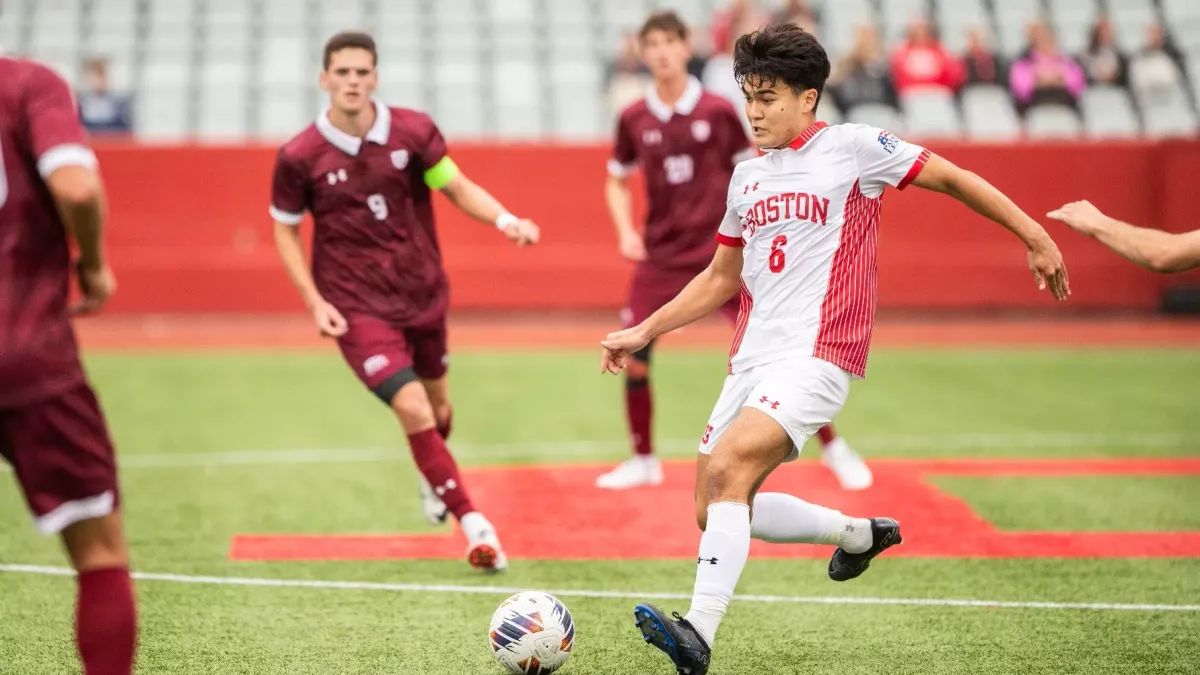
{"left": 488, "top": 591, "right": 575, "bottom": 674}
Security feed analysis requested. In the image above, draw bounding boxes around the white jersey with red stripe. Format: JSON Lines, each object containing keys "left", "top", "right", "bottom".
{"left": 716, "top": 121, "right": 929, "bottom": 378}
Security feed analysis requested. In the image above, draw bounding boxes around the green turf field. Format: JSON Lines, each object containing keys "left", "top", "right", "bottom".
{"left": 1, "top": 348, "right": 1199, "bottom": 674}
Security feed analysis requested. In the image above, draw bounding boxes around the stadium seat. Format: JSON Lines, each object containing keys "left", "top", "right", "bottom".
{"left": 1081, "top": 85, "right": 1140, "bottom": 138}
{"left": 820, "top": 0, "right": 875, "bottom": 59}
{"left": 961, "top": 86, "right": 1022, "bottom": 141}
{"left": 816, "top": 101, "right": 843, "bottom": 126}
{"left": 879, "top": 0, "right": 930, "bottom": 50}
{"left": 137, "top": 87, "right": 190, "bottom": 140}
{"left": 317, "top": 0, "right": 369, "bottom": 35}
{"left": 994, "top": 0, "right": 1046, "bottom": 59}
{"left": 257, "top": 85, "right": 311, "bottom": 139}
{"left": 1045, "top": 0, "right": 1100, "bottom": 55}
{"left": 846, "top": 103, "right": 907, "bottom": 135}
{"left": 1139, "top": 85, "right": 1199, "bottom": 139}
{"left": 901, "top": 88, "right": 963, "bottom": 139}
{"left": 1104, "top": 0, "right": 1162, "bottom": 53}
{"left": 934, "top": 0, "right": 992, "bottom": 55}
{"left": 1024, "top": 104, "right": 1083, "bottom": 139}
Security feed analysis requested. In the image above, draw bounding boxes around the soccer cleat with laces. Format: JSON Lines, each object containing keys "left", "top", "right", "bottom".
{"left": 828, "top": 517, "right": 902, "bottom": 581}
{"left": 633, "top": 603, "right": 711, "bottom": 675}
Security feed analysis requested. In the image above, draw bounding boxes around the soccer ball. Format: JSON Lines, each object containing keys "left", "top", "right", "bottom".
{"left": 488, "top": 591, "right": 575, "bottom": 674}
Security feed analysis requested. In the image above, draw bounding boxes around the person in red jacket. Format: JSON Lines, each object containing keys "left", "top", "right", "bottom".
{"left": 890, "top": 19, "right": 964, "bottom": 97}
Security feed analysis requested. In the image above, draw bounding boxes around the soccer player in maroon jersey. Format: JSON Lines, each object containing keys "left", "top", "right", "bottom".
{"left": 0, "top": 57, "right": 138, "bottom": 674}
{"left": 270, "top": 32, "right": 539, "bottom": 572}
{"left": 597, "top": 11, "right": 872, "bottom": 491}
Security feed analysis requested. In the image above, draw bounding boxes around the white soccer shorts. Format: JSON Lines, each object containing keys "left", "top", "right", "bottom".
{"left": 698, "top": 355, "right": 851, "bottom": 462}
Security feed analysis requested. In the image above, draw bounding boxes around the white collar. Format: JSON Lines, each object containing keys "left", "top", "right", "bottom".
{"left": 645, "top": 76, "right": 704, "bottom": 123}
{"left": 316, "top": 100, "right": 391, "bottom": 155}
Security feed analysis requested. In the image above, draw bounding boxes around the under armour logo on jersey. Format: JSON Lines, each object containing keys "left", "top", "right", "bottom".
{"left": 642, "top": 129, "right": 663, "bottom": 145}
{"left": 743, "top": 182, "right": 759, "bottom": 194}
{"left": 433, "top": 478, "right": 458, "bottom": 496}
{"left": 759, "top": 395, "right": 780, "bottom": 410}
{"left": 327, "top": 168, "right": 348, "bottom": 185}
{"left": 698, "top": 556, "right": 719, "bottom": 565}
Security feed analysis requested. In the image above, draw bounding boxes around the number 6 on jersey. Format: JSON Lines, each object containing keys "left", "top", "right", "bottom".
{"left": 769, "top": 235, "right": 787, "bottom": 273}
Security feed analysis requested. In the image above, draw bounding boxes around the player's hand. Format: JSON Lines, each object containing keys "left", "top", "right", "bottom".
{"left": 618, "top": 231, "right": 646, "bottom": 262}
{"left": 1027, "top": 239, "right": 1070, "bottom": 301}
{"left": 503, "top": 219, "right": 540, "bottom": 247}
{"left": 312, "top": 299, "right": 348, "bottom": 338}
{"left": 1047, "top": 200, "right": 1110, "bottom": 237}
{"left": 71, "top": 261, "right": 116, "bottom": 316}
{"left": 599, "top": 325, "right": 651, "bottom": 374}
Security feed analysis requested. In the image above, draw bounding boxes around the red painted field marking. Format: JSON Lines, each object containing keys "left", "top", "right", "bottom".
{"left": 229, "top": 458, "right": 1200, "bottom": 562}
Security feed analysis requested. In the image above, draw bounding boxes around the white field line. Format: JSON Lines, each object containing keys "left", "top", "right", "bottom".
{"left": 0, "top": 431, "right": 1189, "bottom": 473}
{"left": 0, "top": 564, "right": 1196, "bottom": 613}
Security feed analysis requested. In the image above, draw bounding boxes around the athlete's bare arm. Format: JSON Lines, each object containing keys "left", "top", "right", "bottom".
{"left": 46, "top": 165, "right": 114, "bottom": 314}
{"left": 440, "top": 173, "right": 540, "bottom": 246}
{"left": 604, "top": 172, "right": 646, "bottom": 261}
{"left": 911, "top": 154, "right": 1070, "bottom": 300}
{"left": 272, "top": 220, "right": 347, "bottom": 337}
{"left": 1049, "top": 200, "right": 1200, "bottom": 273}
{"left": 601, "top": 243, "right": 743, "bottom": 374}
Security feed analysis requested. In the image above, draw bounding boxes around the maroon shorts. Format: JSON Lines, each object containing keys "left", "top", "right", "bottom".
{"left": 337, "top": 314, "right": 449, "bottom": 402}
{"left": 623, "top": 264, "right": 741, "bottom": 328}
{"left": 0, "top": 384, "right": 120, "bottom": 535}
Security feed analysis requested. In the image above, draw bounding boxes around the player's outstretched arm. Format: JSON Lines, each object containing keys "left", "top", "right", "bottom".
{"left": 911, "top": 154, "right": 1070, "bottom": 300}
{"left": 600, "top": 244, "right": 742, "bottom": 374}
{"left": 272, "top": 221, "right": 347, "bottom": 337}
{"left": 1048, "top": 200, "right": 1200, "bottom": 274}
{"left": 437, "top": 170, "right": 540, "bottom": 247}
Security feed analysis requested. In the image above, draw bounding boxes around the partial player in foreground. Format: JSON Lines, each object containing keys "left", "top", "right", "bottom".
{"left": 0, "top": 58, "right": 138, "bottom": 674}
{"left": 598, "top": 11, "right": 872, "bottom": 493}
{"left": 600, "top": 23, "right": 1069, "bottom": 674}
{"left": 270, "top": 32, "right": 540, "bottom": 572}
{"left": 1049, "top": 200, "right": 1200, "bottom": 273}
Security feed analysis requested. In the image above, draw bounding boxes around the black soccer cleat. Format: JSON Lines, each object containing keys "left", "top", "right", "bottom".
{"left": 633, "top": 603, "right": 712, "bottom": 675}
{"left": 828, "top": 517, "right": 903, "bottom": 582}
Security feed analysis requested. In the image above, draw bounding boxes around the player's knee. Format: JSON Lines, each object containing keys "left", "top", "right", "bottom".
{"left": 704, "top": 451, "right": 756, "bottom": 504}
{"left": 432, "top": 401, "right": 452, "bottom": 428}
{"left": 390, "top": 383, "right": 436, "bottom": 432}
{"left": 61, "top": 513, "right": 129, "bottom": 572}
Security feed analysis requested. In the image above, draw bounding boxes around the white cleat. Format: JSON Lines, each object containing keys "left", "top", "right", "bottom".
{"left": 821, "top": 438, "right": 873, "bottom": 491}
{"left": 594, "top": 456, "right": 664, "bottom": 490}
{"left": 418, "top": 475, "right": 449, "bottom": 526}
{"left": 463, "top": 514, "right": 508, "bottom": 573}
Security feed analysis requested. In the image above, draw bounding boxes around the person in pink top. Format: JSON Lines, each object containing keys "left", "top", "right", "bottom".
{"left": 1009, "top": 23, "right": 1086, "bottom": 115}
{"left": 890, "top": 19, "right": 964, "bottom": 96}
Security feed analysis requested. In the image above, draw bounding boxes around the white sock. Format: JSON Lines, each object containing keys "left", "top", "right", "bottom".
{"left": 684, "top": 502, "right": 750, "bottom": 648}
{"left": 459, "top": 511, "right": 489, "bottom": 539}
{"left": 750, "top": 493, "right": 873, "bottom": 553}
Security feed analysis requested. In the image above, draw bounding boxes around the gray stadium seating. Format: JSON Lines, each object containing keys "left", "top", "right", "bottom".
{"left": 0, "top": 0, "right": 1194, "bottom": 142}
{"left": 1081, "top": 85, "right": 1140, "bottom": 139}
{"left": 1024, "top": 104, "right": 1084, "bottom": 139}
{"left": 900, "top": 88, "right": 963, "bottom": 139}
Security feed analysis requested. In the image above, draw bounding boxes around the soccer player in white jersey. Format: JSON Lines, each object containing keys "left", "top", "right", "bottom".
{"left": 599, "top": 23, "right": 1070, "bottom": 674}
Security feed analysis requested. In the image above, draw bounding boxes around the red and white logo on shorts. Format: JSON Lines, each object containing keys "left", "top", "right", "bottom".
{"left": 363, "top": 355, "right": 390, "bottom": 377}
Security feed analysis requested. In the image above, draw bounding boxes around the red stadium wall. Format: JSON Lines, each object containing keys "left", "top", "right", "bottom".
{"left": 92, "top": 140, "right": 1200, "bottom": 314}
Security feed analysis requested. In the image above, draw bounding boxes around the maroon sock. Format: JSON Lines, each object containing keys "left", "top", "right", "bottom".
{"left": 76, "top": 567, "right": 137, "bottom": 675}
{"left": 436, "top": 407, "right": 453, "bottom": 441}
{"left": 817, "top": 425, "right": 837, "bottom": 446}
{"left": 408, "top": 429, "right": 476, "bottom": 519}
{"left": 626, "top": 378, "right": 653, "bottom": 456}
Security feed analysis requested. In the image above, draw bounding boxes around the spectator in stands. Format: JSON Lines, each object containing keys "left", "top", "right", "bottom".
{"left": 1082, "top": 16, "right": 1128, "bottom": 89}
{"left": 827, "top": 25, "right": 899, "bottom": 114}
{"left": 773, "top": 0, "right": 819, "bottom": 37}
{"left": 890, "top": 19, "right": 963, "bottom": 97}
{"left": 1129, "top": 23, "right": 1187, "bottom": 102}
{"left": 607, "top": 33, "right": 651, "bottom": 120}
{"left": 708, "top": 0, "right": 769, "bottom": 58}
{"left": 962, "top": 28, "right": 1005, "bottom": 88}
{"left": 77, "top": 58, "right": 133, "bottom": 135}
{"left": 1009, "top": 23, "right": 1085, "bottom": 116}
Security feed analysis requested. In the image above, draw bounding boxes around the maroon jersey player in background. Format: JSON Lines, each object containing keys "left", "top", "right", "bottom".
{"left": 270, "top": 32, "right": 539, "bottom": 572}
{"left": 596, "top": 11, "right": 873, "bottom": 491}
{"left": 0, "top": 57, "right": 138, "bottom": 674}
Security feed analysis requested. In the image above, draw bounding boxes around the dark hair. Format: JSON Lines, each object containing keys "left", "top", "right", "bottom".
{"left": 733, "top": 22, "right": 830, "bottom": 106}
{"left": 323, "top": 31, "right": 377, "bottom": 70}
{"left": 638, "top": 11, "right": 689, "bottom": 41}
